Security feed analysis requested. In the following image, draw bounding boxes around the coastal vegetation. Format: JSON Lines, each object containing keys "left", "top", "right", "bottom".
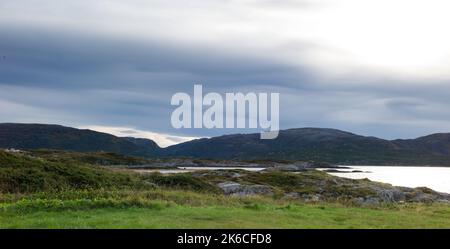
{"left": 1, "top": 150, "right": 449, "bottom": 228}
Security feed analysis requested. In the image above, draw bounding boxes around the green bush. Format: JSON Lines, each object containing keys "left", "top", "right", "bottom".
{"left": 142, "top": 173, "right": 220, "bottom": 193}
{"left": 0, "top": 151, "right": 144, "bottom": 193}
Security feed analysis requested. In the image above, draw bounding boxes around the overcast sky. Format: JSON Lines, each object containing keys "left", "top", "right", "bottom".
{"left": 1, "top": 0, "right": 450, "bottom": 147}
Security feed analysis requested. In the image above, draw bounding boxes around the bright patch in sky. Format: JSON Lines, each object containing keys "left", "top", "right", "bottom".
{"left": 2, "top": 0, "right": 449, "bottom": 80}
{"left": 304, "top": 0, "right": 450, "bottom": 79}
{"left": 81, "top": 125, "right": 200, "bottom": 148}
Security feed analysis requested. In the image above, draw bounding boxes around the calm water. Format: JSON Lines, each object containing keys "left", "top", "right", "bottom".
{"left": 324, "top": 166, "right": 450, "bottom": 194}
{"left": 134, "top": 165, "right": 450, "bottom": 194}
{"left": 134, "top": 166, "right": 265, "bottom": 174}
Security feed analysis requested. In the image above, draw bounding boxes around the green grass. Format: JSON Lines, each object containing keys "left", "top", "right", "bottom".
{"left": 28, "top": 149, "right": 154, "bottom": 166}
{"left": 1, "top": 189, "right": 450, "bottom": 228}
{"left": 1, "top": 200, "right": 450, "bottom": 228}
{"left": 1, "top": 150, "right": 450, "bottom": 229}
{"left": 0, "top": 151, "right": 147, "bottom": 192}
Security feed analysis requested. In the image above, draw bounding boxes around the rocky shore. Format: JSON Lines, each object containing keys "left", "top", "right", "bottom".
{"left": 190, "top": 169, "right": 450, "bottom": 205}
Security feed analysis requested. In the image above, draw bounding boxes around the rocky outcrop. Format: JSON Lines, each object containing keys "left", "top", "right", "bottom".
{"left": 217, "top": 182, "right": 272, "bottom": 196}
{"left": 162, "top": 168, "right": 450, "bottom": 205}
{"left": 373, "top": 187, "right": 406, "bottom": 202}
{"left": 265, "top": 161, "right": 347, "bottom": 172}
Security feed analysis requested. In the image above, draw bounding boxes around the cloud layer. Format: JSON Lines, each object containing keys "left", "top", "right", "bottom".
{"left": 1, "top": 0, "right": 450, "bottom": 146}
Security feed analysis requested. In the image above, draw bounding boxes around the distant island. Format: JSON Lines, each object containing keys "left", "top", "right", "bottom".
{"left": 1, "top": 123, "right": 450, "bottom": 166}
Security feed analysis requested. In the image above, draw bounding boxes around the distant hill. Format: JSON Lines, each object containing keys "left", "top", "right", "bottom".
{"left": 162, "top": 128, "right": 450, "bottom": 165}
{"left": 0, "top": 123, "right": 161, "bottom": 157}
{"left": 2, "top": 123, "right": 450, "bottom": 165}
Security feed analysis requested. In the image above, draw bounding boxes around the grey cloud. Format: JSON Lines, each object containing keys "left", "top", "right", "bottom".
{"left": 1, "top": 3, "right": 450, "bottom": 141}
{"left": 0, "top": 25, "right": 316, "bottom": 137}
{"left": 0, "top": 25, "right": 304, "bottom": 90}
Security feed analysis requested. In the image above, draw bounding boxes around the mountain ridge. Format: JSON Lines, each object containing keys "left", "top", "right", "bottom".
{"left": 1, "top": 123, "right": 450, "bottom": 165}
{"left": 0, "top": 123, "right": 161, "bottom": 157}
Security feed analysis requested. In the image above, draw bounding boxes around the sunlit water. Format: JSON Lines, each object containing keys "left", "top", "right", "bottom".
{"left": 323, "top": 166, "right": 450, "bottom": 194}
{"left": 134, "top": 165, "right": 450, "bottom": 194}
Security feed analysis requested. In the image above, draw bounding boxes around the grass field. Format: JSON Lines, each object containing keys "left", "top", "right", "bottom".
{"left": 1, "top": 189, "right": 450, "bottom": 228}
{"left": 1, "top": 150, "right": 450, "bottom": 229}
{"left": 2, "top": 201, "right": 450, "bottom": 229}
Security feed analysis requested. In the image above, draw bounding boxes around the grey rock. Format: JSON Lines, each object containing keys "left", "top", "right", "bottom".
{"left": 217, "top": 182, "right": 272, "bottom": 196}
{"left": 410, "top": 192, "right": 437, "bottom": 203}
{"left": 301, "top": 194, "right": 321, "bottom": 202}
{"left": 217, "top": 182, "right": 242, "bottom": 194}
{"left": 376, "top": 189, "right": 406, "bottom": 203}
{"left": 283, "top": 192, "right": 300, "bottom": 199}
{"left": 265, "top": 161, "right": 341, "bottom": 172}
{"left": 355, "top": 197, "right": 381, "bottom": 206}
{"left": 231, "top": 172, "right": 243, "bottom": 178}
{"left": 265, "top": 162, "right": 309, "bottom": 172}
